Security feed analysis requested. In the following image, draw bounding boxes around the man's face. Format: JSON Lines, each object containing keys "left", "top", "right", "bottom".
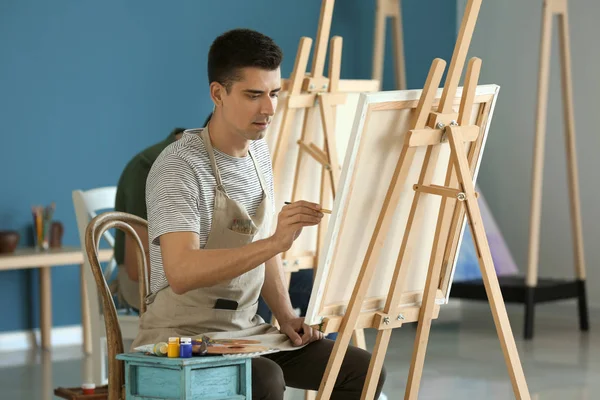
{"left": 219, "top": 67, "right": 281, "bottom": 141}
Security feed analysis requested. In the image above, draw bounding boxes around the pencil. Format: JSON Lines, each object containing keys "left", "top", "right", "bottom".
{"left": 284, "top": 201, "right": 331, "bottom": 214}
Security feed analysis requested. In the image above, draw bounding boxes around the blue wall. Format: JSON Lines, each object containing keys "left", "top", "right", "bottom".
{"left": 0, "top": 0, "right": 456, "bottom": 333}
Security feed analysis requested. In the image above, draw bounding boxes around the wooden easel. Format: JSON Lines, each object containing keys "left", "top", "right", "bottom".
{"left": 272, "top": 0, "right": 343, "bottom": 282}
{"left": 270, "top": 0, "right": 377, "bottom": 351}
{"left": 314, "top": 1, "right": 531, "bottom": 399}
{"left": 372, "top": 0, "right": 406, "bottom": 89}
{"left": 526, "top": 0, "right": 589, "bottom": 338}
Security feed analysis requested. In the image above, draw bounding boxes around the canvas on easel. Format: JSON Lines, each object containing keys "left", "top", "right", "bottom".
{"left": 304, "top": 0, "right": 531, "bottom": 398}
{"left": 305, "top": 84, "right": 500, "bottom": 330}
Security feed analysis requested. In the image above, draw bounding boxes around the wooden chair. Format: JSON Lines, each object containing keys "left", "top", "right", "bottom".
{"left": 85, "top": 211, "right": 149, "bottom": 400}
{"left": 73, "top": 187, "right": 142, "bottom": 385}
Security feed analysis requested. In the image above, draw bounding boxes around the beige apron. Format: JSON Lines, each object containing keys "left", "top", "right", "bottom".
{"left": 132, "top": 128, "right": 298, "bottom": 352}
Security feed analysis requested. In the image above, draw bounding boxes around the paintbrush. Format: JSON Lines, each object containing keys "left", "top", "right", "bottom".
{"left": 284, "top": 201, "right": 331, "bottom": 214}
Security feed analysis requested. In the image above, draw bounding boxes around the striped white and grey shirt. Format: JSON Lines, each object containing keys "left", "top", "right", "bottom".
{"left": 145, "top": 128, "right": 275, "bottom": 295}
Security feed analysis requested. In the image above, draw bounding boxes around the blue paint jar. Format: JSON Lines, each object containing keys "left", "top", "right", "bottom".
{"left": 179, "top": 337, "right": 192, "bottom": 358}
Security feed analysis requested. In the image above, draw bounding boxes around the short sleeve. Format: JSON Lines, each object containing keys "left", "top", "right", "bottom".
{"left": 146, "top": 154, "right": 201, "bottom": 245}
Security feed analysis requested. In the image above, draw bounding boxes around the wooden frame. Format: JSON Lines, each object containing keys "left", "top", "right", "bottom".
{"left": 84, "top": 211, "right": 149, "bottom": 400}
{"left": 308, "top": 1, "right": 531, "bottom": 399}
{"left": 372, "top": 0, "right": 407, "bottom": 90}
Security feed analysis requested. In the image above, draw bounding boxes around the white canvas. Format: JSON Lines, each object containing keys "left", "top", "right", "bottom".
{"left": 305, "top": 84, "right": 500, "bottom": 326}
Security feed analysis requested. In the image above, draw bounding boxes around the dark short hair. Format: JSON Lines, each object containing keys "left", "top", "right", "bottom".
{"left": 208, "top": 29, "right": 283, "bottom": 91}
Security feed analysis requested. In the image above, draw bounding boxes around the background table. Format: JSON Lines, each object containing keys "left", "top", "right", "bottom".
{"left": 0, "top": 246, "right": 113, "bottom": 350}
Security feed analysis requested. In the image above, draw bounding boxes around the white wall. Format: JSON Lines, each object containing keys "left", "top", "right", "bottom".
{"left": 457, "top": 0, "right": 600, "bottom": 306}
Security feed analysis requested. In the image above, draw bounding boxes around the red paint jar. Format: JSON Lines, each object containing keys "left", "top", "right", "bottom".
{"left": 81, "top": 383, "right": 95, "bottom": 395}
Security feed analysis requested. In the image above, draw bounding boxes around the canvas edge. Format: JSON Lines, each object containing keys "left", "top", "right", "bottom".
{"left": 304, "top": 91, "right": 372, "bottom": 326}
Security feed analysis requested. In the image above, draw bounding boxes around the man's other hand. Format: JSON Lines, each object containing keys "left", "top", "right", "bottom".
{"left": 278, "top": 316, "right": 324, "bottom": 346}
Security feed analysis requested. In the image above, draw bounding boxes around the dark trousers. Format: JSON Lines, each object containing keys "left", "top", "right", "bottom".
{"left": 252, "top": 338, "right": 386, "bottom": 400}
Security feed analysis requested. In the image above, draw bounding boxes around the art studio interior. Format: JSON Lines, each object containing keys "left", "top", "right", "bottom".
{"left": 1, "top": 1, "right": 598, "bottom": 399}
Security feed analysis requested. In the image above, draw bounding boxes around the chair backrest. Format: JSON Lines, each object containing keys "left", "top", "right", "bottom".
{"left": 85, "top": 211, "right": 149, "bottom": 400}
{"left": 73, "top": 187, "right": 118, "bottom": 280}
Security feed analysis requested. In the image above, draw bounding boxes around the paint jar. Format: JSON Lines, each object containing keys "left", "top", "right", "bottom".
{"left": 81, "top": 383, "right": 95, "bottom": 395}
{"left": 179, "top": 337, "right": 192, "bottom": 358}
{"left": 167, "top": 337, "right": 180, "bottom": 358}
{"left": 153, "top": 342, "right": 168, "bottom": 357}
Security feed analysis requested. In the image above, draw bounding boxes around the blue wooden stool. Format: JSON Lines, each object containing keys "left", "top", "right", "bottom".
{"left": 116, "top": 353, "right": 252, "bottom": 399}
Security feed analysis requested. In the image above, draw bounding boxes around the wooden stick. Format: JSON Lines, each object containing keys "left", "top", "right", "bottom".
{"left": 390, "top": 0, "right": 407, "bottom": 90}
{"left": 311, "top": 0, "right": 336, "bottom": 78}
{"left": 448, "top": 126, "right": 530, "bottom": 399}
{"left": 372, "top": 0, "right": 387, "bottom": 89}
{"left": 527, "top": 0, "right": 553, "bottom": 287}
{"left": 351, "top": 328, "right": 367, "bottom": 350}
{"left": 408, "top": 125, "right": 479, "bottom": 146}
{"left": 319, "top": 95, "right": 340, "bottom": 198}
{"left": 557, "top": 2, "right": 586, "bottom": 280}
{"left": 81, "top": 263, "right": 92, "bottom": 355}
{"left": 40, "top": 266, "right": 52, "bottom": 350}
{"left": 458, "top": 58, "right": 482, "bottom": 125}
{"left": 329, "top": 36, "right": 342, "bottom": 93}
{"left": 360, "top": 329, "right": 391, "bottom": 400}
{"left": 272, "top": 37, "right": 312, "bottom": 171}
{"left": 438, "top": 0, "right": 482, "bottom": 113}
{"left": 298, "top": 140, "right": 330, "bottom": 168}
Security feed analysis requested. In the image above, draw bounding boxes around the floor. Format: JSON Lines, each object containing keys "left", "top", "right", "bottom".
{"left": 0, "top": 301, "right": 597, "bottom": 399}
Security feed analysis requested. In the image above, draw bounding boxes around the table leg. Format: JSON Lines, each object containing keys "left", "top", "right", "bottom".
{"left": 39, "top": 266, "right": 52, "bottom": 350}
{"left": 81, "top": 263, "right": 92, "bottom": 354}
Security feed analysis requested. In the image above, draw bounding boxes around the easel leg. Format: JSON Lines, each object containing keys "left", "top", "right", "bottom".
{"left": 578, "top": 280, "right": 589, "bottom": 331}
{"left": 404, "top": 171, "right": 453, "bottom": 400}
{"left": 525, "top": 0, "right": 553, "bottom": 340}
{"left": 361, "top": 329, "right": 391, "bottom": 400}
{"left": 557, "top": 5, "right": 588, "bottom": 332}
{"left": 372, "top": 0, "right": 386, "bottom": 89}
{"left": 390, "top": 0, "right": 406, "bottom": 90}
{"left": 448, "top": 127, "right": 530, "bottom": 399}
{"left": 524, "top": 287, "right": 535, "bottom": 340}
{"left": 352, "top": 329, "right": 367, "bottom": 350}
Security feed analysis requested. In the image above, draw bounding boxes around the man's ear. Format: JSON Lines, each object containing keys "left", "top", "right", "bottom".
{"left": 210, "top": 82, "right": 224, "bottom": 108}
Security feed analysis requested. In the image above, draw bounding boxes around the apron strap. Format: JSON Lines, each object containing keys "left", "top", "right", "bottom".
{"left": 200, "top": 128, "right": 226, "bottom": 191}
{"left": 248, "top": 148, "right": 268, "bottom": 195}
